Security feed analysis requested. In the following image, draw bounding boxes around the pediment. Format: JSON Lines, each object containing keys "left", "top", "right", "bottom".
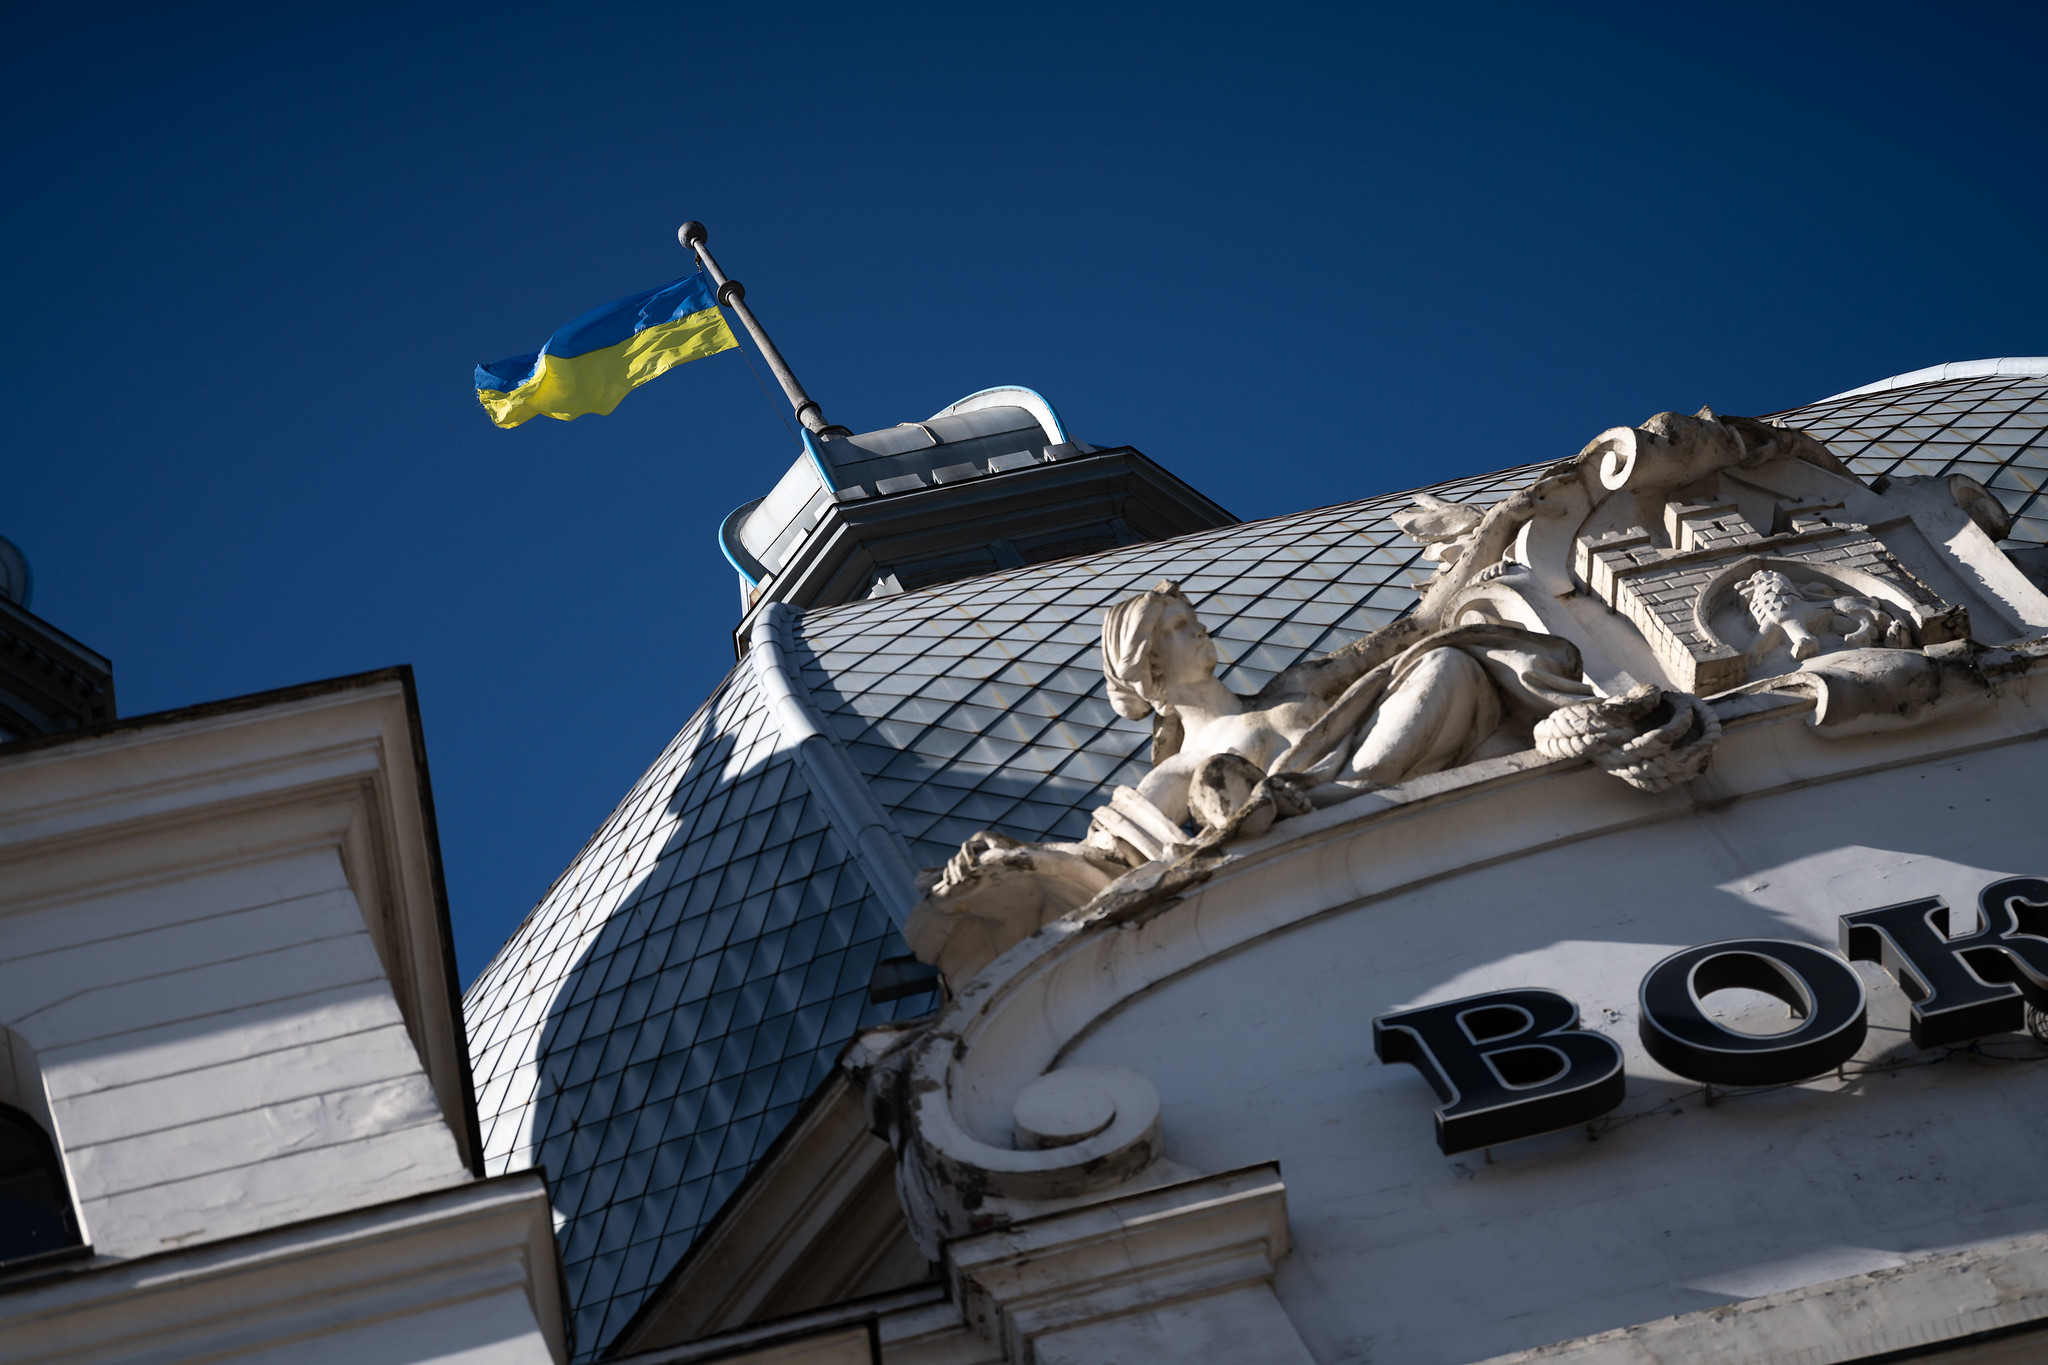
{"left": 609, "top": 1072, "right": 934, "bottom": 1356}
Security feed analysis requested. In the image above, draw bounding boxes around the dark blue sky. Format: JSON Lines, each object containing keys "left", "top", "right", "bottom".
{"left": 9, "top": 4, "right": 2043, "bottom": 982}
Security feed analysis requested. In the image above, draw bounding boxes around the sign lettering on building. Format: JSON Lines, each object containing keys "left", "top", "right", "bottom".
{"left": 1374, "top": 877, "right": 2048, "bottom": 1154}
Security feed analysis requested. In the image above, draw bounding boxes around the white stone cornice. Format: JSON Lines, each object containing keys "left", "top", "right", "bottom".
{"left": 1474, "top": 1223, "right": 2048, "bottom": 1363}
{"left": 0, "top": 788, "right": 365, "bottom": 916}
{"left": 0, "top": 680, "right": 407, "bottom": 857}
{"left": 944, "top": 1164, "right": 1312, "bottom": 1365}
{"left": 0, "top": 671, "right": 482, "bottom": 1188}
{"left": 0, "top": 1172, "right": 565, "bottom": 1364}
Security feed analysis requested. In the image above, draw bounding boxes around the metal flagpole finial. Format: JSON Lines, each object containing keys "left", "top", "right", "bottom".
{"left": 679, "top": 222, "right": 850, "bottom": 440}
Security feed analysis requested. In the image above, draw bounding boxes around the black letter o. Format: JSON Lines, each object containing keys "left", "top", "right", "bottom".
{"left": 1638, "top": 938, "right": 1867, "bottom": 1087}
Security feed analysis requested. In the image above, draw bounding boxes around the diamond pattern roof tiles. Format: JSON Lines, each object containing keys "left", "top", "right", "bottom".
{"left": 465, "top": 372, "right": 2048, "bottom": 1360}
{"left": 462, "top": 669, "right": 932, "bottom": 1357}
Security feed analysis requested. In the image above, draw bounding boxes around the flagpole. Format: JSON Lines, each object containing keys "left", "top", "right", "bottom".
{"left": 679, "top": 222, "right": 850, "bottom": 440}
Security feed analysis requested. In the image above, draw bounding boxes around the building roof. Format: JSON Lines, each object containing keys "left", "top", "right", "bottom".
{"left": 1823, "top": 355, "right": 2048, "bottom": 400}
{"left": 720, "top": 387, "right": 1238, "bottom": 635}
{"left": 463, "top": 363, "right": 2048, "bottom": 1359}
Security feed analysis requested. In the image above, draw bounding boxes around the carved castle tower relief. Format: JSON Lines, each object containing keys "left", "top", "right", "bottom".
{"left": 1442, "top": 408, "right": 2041, "bottom": 700}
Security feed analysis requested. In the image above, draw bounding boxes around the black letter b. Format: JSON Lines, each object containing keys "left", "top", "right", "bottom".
{"left": 1374, "top": 989, "right": 1625, "bottom": 1155}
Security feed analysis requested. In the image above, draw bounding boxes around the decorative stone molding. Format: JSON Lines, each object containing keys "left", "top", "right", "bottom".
{"left": 1471, "top": 1223, "right": 2048, "bottom": 1364}
{"left": 945, "top": 1165, "right": 1312, "bottom": 1365}
{"left": 1532, "top": 685, "right": 1721, "bottom": 792}
{"left": 1733, "top": 568, "right": 1912, "bottom": 661}
{"left": 0, "top": 670, "right": 486, "bottom": 1248}
{"left": 614, "top": 1169, "right": 1313, "bottom": 1365}
{"left": 850, "top": 1021, "right": 1165, "bottom": 1261}
{"left": 0, "top": 1167, "right": 564, "bottom": 1365}
{"left": 1738, "top": 639, "right": 2007, "bottom": 736}
{"left": 1545, "top": 411, "right": 1977, "bottom": 695}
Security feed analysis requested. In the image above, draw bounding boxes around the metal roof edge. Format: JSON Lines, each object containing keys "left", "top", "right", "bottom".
{"left": 747, "top": 602, "right": 921, "bottom": 925}
{"left": 1821, "top": 357, "right": 2048, "bottom": 402}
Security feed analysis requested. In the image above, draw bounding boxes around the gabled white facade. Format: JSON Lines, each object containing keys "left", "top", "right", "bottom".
{"left": 0, "top": 670, "right": 565, "bottom": 1364}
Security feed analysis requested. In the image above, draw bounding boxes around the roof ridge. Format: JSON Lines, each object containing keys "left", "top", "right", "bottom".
{"left": 1819, "top": 357, "right": 2048, "bottom": 402}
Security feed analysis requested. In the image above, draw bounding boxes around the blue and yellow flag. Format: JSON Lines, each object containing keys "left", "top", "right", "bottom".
{"left": 475, "top": 271, "right": 738, "bottom": 428}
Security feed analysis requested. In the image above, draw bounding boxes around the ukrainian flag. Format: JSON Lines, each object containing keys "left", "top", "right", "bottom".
{"left": 475, "top": 271, "right": 738, "bottom": 428}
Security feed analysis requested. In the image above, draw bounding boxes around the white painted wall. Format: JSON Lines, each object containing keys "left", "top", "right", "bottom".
{"left": 13, "top": 847, "right": 468, "bottom": 1255}
{"left": 0, "top": 683, "right": 473, "bottom": 1259}
{"left": 1061, "top": 735, "right": 2048, "bottom": 1363}
{"left": 0, "top": 1170, "right": 565, "bottom": 1365}
{"left": 0, "top": 675, "right": 566, "bottom": 1362}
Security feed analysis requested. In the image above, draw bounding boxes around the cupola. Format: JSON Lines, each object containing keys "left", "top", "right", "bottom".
{"left": 720, "top": 386, "right": 1237, "bottom": 648}
{"left": 0, "top": 535, "right": 115, "bottom": 742}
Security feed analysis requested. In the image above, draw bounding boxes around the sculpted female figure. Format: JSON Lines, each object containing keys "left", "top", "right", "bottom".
{"left": 1095, "top": 582, "right": 1552, "bottom": 842}
{"left": 902, "top": 444, "right": 1742, "bottom": 987}
{"left": 904, "top": 579, "right": 1592, "bottom": 984}
{"left": 904, "top": 461, "right": 1629, "bottom": 983}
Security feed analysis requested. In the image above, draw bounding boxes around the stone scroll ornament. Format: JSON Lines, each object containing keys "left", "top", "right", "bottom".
{"left": 851, "top": 1026, "right": 1165, "bottom": 1258}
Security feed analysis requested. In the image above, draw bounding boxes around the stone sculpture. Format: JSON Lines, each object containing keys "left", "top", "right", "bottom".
{"left": 1531, "top": 684, "right": 1722, "bottom": 792}
{"left": 907, "top": 508, "right": 1708, "bottom": 986}
{"left": 904, "top": 404, "right": 2048, "bottom": 991}
{"left": 905, "top": 584, "right": 1631, "bottom": 984}
{"left": 1093, "top": 582, "right": 1591, "bottom": 835}
{"left": 852, "top": 403, "right": 2048, "bottom": 1312}
{"left": 1734, "top": 567, "right": 1913, "bottom": 661}
{"left": 906, "top": 830, "right": 1126, "bottom": 988}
